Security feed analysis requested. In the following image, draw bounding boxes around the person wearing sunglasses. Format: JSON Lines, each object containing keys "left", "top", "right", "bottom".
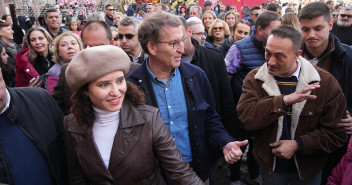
{"left": 104, "top": 4, "right": 115, "bottom": 26}
{"left": 331, "top": 7, "right": 352, "bottom": 46}
{"left": 127, "top": 11, "right": 248, "bottom": 184}
{"left": 206, "top": 19, "right": 230, "bottom": 48}
{"left": 248, "top": 6, "right": 261, "bottom": 30}
{"left": 118, "top": 17, "right": 147, "bottom": 64}
{"left": 298, "top": 3, "right": 352, "bottom": 183}
{"left": 331, "top": 9, "right": 340, "bottom": 23}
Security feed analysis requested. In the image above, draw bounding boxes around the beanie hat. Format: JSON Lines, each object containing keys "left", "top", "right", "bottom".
{"left": 66, "top": 45, "right": 130, "bottom": 91}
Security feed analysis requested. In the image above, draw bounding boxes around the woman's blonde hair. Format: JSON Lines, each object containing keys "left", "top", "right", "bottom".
{"left": 202, "top": 10, "right": 217, "bottom": 27}
{"left": 208, "top": 19, "right": 230, "bottom": 37}
{"left": 51, "top": 31, "right": 83, "bottom": 63}
{"left": 26, "top": 27, "right": 53, "bottom": 63}
{"left": 282, "top": 13, "right": 301, "bottom": 32}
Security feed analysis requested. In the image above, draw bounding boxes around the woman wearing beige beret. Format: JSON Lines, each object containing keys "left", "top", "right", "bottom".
{"left": 64, "top": 45, "right": 204, "bottom": 185}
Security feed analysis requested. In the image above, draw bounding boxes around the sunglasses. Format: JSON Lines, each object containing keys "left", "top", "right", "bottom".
{"left": 118, "top": 34, "right": 135, "bottom": 39}
{"left": 114, "top": 34, "right": 119, "bottom": 41}
{"left": 340, "top": 14, "right": 352, "bottom": 18}
{"left": 212, "top": 26, "right": 224, "bottom": 31}
{"left": 332, "top": 14, "right": 339, "bottom": 17}
{"left": 107, "top": 9, "right": 114, "bottom": 11}
{"left": 251, "top": 13, "right": 259, "bottom": 17}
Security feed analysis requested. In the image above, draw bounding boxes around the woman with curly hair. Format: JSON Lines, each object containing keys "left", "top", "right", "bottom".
{"left": 64, "top": 45, "right": 203, "bottom": 185}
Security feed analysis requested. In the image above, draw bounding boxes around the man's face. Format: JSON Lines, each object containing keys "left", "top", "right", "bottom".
{"left": 189, "top": 7, "right": 201, "bottom": 18}
{"left": 118, "top": 25, "right": 140, "bottom": 55}
{"left": 265, "top": 35, "right": 301, "bottom": 77}
{"left": 181, "top": 25, "right": 193, "bottom": 56}
{"left": 241, "top": 7, "right": 248, "bottom": 15}
{"left": 45, "top": 12, "right": 62, "bottom": 29}
{"left": 190, "top": 23, "right": 206, "bottom": 46}
{"left": 105, "top": 6, "right": 114, "bottom": 17}
{"left": 149, "top": 25, "right": 185, "bottom": 71}
{"left": 300, "top": 16, "right": 332, "bottom": 50}
{"left": 249, "top": 9, "right": 260, "bottom": 23}
{"left": 82, "top": 24, "right": 111, "bottom": 48}
{"left": 0, "top": 69, "right": 7, "bottom": 112}
{"left": 147, "top": 5, "right": 155, "bottom": 13}
{"left": 220, "top": 5, "right": 226, "bottom": 12}
{"left": 337, "top": 10, "right": 352, "bottom": 28}
{"left": 257, "top": 20, "right": 282, "bottom": 45}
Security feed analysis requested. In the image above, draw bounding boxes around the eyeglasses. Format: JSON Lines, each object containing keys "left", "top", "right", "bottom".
{"left": 332, "top": 14, "right": 339, "bottom": 17}
{"left": 192, "top": 32, "right": 207, "bottom": 37}
{"left": 107, "top": 9, "right": 114, "bottom": 11}
{"left": 340, "top": 14, "right": 352, "bottom": 18}
{"left": 118, "top": 34, "right": 135, "bottom": 39}
{"left": 157, "top": 36, "right": 187, "bottom": 49}
{"left": 230, "top": 8, "right": 236, "bottom": 10}
{"left": 114, "top": 34, "right": 119, "bottom": 41}
{"left": 212, "top": 26, "right": 224, "bottom": 31}
{"left": 147, "top": 3, "right": 154, "bottom": 5}
{"left": 251, "top": 13, "right": 259, "bottom": 17}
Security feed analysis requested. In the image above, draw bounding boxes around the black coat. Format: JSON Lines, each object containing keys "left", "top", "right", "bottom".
{"left": 189, "top": 38, "right": 236, "bottom": 136}
{"left": 0, "top": 88, "right": 67, "bottom": 185}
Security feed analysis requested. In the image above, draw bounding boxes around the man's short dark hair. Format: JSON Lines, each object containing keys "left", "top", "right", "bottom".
{"left": 269, "top": 25, "right": 302, "bottom": 52}
{"left": 266, "top": 3, "right": 278, "bottom": 12}
{"left": 298, "top": 2, "right": 331, "bottom": 23}
{"left": 105, "top": 4, "right": 113, "bottom": 9}
{"left": 81, "top": 20, "right": 112, "bottom": 42}
{"left": 255, "top": 11, "right": 282, "bottom": 32}
{"left": 250, "top": 5, "right": 261, "bottom": 13}
{"left": 326, "top": 1, "right": 333, "bottom": 5}
{"left": 45, "top": 8, "right": 61, "bottom": 19}
{"left": 138, "top": 11, "right": 182, "bottom": 54}
{"left": 242, "top": 5, "right": 250, "bottom": 11}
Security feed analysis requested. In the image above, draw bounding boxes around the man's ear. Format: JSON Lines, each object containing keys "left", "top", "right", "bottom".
{"left": 294, "top": 49, "right": 303, "bottom": 61}
{"left": 147, "top": 41, "right": 157, "bottom": 56}
{"left": 188, "top": 26, "right": 193, "bottom": 36}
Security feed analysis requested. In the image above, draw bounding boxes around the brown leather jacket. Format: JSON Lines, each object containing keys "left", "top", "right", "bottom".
{"left": 64, "top": 100, "right": 204, "bottom": 185}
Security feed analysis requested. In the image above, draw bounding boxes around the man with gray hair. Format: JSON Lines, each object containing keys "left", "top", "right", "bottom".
{"left": 187, "top": 17, "right": 207, "bottom": 46}
{"left": 127, "top": 11, "right": 248, "bottom": 183}
{"left": 118, "top": 17, "right": 147, "bottom": 64}
{"left": 331, "top": 6, "right": 352, "bottom": 45}
{"left": 189, "top": 5, "right": 202, "bottom": 18}
{"left": 44, "top": 8, "right": 68, "bottom": 39}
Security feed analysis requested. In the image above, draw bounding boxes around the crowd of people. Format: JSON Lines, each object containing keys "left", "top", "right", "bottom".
{"left": 0, "top": 0, "right": 352, "bottom": 185}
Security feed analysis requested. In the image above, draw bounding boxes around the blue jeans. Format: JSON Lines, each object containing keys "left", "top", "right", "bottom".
{"left": 260, "top": 168, "right": 322, "bottom": 185}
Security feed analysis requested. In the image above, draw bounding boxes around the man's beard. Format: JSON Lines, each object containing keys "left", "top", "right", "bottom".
{"left": 337, "top": 21, "right": 352, "bottom": 28}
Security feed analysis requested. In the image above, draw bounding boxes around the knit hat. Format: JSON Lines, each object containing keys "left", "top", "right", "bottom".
{"left": 203, "top": 1, "right": 212, "bottom": 7}
{"left": 66, "top": 45, "right": 130, "bottom": 91}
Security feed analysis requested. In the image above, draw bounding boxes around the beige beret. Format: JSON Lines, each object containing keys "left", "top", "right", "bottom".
{"left": 65, "top": 45, "right": 131, "bottom": 91}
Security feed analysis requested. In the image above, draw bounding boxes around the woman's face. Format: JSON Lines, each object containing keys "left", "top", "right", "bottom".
{"left": 58, "top": 35, "right": 81, "bottom": 63}
{"left": 181, "top": 7, "right": 186, "bottom": 13}
{"left": 212, "top": 21, "right": 225, "bottom": 40}
{"left": 1, "top": 48, "right": 8, "bottom": 64}
{"left": 70, "top": 22, "right": 78, "bottom": 31}
{"left": 86, "top": 70, "right": 127, "bottom": 112}
{"left": 29, "top": 30, "right": 49, "bottom": 55}
{"left": 225, "top": 14, "right": 236, "bottom": 28}
{"left": 233, "top": 23, "right": 251, "bottom": 42}
{"left": 0, "top": 26, "right": 14, "bottom": 41}
{"left": 113, "top": 14, "right": 123, "bottom": 25}
{"left": 203, "top": 13, "right": 214, "bottom": 29}
{"left": 5, "top": 16, "right": 13, "bottom": 27}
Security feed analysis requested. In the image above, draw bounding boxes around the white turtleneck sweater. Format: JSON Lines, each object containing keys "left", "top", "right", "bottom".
{"left": 92, "top": 106, "right": 120, "bottom": 168}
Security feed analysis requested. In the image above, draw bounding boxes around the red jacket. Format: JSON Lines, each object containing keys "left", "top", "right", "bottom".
{"left": 15, "top": 48, "right": 40, "bottom": 87}
{"left": 328, "top": 136, "right": 352, "bottom": 185}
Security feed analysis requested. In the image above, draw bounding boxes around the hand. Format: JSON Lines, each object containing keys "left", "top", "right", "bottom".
{"left": 270, "top": 140, "right": 298, "bottom": 159}
{"left": 29, "top": 77, "right": 43, "bottom": 87}
{"left": 283, "top": 83, "right": 320, "bottom": 106}
{"left": 223, "top": 140, "right": 248, "bottom": 164}
{"left": 338, "top": 111, "right": 352, "bottom": 135}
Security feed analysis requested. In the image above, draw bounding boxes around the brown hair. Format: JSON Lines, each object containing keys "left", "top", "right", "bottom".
{"left": 70, "top": 81, "right": 145, "bottom": 129}
{"left": 282, "top": 13, "right": 301, "bottom": 32}
{"left": 25, "top": 27, "right": 53, "bottom": 63}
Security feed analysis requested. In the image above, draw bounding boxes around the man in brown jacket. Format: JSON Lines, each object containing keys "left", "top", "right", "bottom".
{"left": 237, "top": 25, "right": 347, "bottom": 184}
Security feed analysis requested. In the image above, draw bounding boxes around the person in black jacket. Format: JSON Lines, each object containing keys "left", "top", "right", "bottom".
{"left": 0, "top": 67, "right": 67, "bottom": 185}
